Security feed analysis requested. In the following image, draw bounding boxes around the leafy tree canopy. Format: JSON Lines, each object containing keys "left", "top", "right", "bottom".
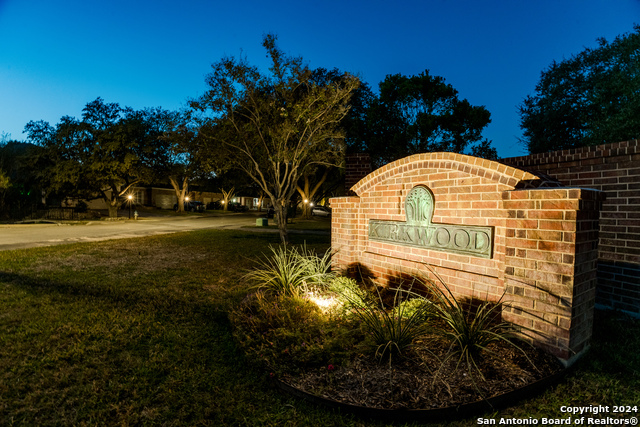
{"left": 24, "top": 97, "right": 165, "bottom": 217}
{"left": 346, "top": 71, "right": 496, "bottom": 169}
{"left": 519, "top": 25, "right": 640, "bottom": 154}
{"left": 150, "top": 109, "right": 212, "bottom": 212}
{"left": 0, "top": 138, "right": 43, "bottom": 218}
{"left": 191, "top": 34, "right": 359, "bottom": 243}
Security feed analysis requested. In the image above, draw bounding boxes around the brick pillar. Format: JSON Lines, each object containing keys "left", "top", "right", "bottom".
{"left": 345, "top": 153, "right": 372, "bottom": 195}
{"left": 502, "top": 188, "right": 604, "bottom": 365}
{"left": 330, "top": 196, "right": 361, "bottom": 274}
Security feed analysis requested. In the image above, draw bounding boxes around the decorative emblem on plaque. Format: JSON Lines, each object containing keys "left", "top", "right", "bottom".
{"left": 368, "top": 185, "right": 494, "bottom": 258}
{"left": 405, "top": 185, "right": 434, "bottom": 226}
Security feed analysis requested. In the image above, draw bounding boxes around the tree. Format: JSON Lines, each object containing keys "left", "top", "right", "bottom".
{"left": 0, "top": 140, "right": 13, "bottom": 216}
{"left": 343, "top": 82, "right": 376, "bottom": 155}
{"left": 296, "top": 166, "right": 330, "bottom": 218}
{"left": 25, "top": 98, "right": 158, "bottom": 217}
{"left": 153, "top": 110, "right": 206, "bottom": 213}
{"left": 220, "top": 187, "right": 235, "bottom": 211}
{"left": 191, "top": 34, "right": 359, "bottom": 243}
{"left": 0, "top": 133, "right": 11, "bottom": 194}
{"left": 0, "top": 169, "right": 8, "bottom": 190}
{"left": 0, "top": 139, "right": 42, "bottom": 219}
{"left": 360, "top": 71, "right": 495, "bottom": 169}
{"left": 519, "top": 25, "right": 640, "bottom": 154}
{"left": 295, "top": 68, "right": 354, "bottom": 218}
{"left": 469, "top": 139, "right": 498, "bottom": 160}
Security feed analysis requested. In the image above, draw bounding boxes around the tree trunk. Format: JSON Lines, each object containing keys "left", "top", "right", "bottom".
{"left": 103, "top": 187, "right": 120, "bottom": 218}
{"left": 221, "top": 187, "right": 235, "bottom": 211}
{"left": 274, "top": 200, "right": 288, "bottom": 244}
{"left": 103, "top": 182, "right": 139, "bottom": 218}
{"left": 298, "top": 179, "right": 311, "bottom": 219}
{"left": 296, "top": 169, "right": 330, "bottom": 219}
{"left": 108, "top": 204, "right": 119, "bottom": 218}
{"left": 108, "top": 190, "right": 122, "bottom": 218}
{"left": 257, "top": 193, "right": 265, "bottom": 212}
{"left": 170, "top": 176, "right": 188, "bottom": 212}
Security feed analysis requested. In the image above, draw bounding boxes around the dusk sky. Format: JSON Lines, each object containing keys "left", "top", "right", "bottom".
{"left": 1, "top": 0, "right": 638, "bottom": 158}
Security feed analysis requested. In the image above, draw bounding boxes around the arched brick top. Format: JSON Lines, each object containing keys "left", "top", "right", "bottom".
{"left": 351, "top": 152, "right": 542, "bottom": 196}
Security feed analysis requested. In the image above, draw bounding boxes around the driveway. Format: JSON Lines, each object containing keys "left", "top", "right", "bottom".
{"left": 0, "top": 211, "right": 265, "bottom": 251}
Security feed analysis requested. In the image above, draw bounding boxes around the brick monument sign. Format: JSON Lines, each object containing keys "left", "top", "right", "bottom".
{"left": 331, "top": 152, "right": 604, "bottom": 364}
{"left": 502, "top": 139, "right": 640, "bottom": 317}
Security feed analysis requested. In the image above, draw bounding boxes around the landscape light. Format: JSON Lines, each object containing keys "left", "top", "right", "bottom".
{"left": 306, "top": 292, "right": 339, "bottom": 314}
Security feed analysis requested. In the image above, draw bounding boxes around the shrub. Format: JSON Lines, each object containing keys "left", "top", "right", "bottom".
{"left": 239, "top": 255, "right": 534, "bottom": 379}
{"left": 244, "top": 244, "right": 334, "bottom": 298}
{"left": 394, "top": 297, "right": 432, "bottom": 323}
{"left": 74, "top": 200, "right": 88, "bottom": 213}
{"left": 229, "top": 291, "right": 361, "bottom": 374}
{"left": 420, "top": 266, "right": 531, "bottom": 381}
{"left": 339, "top": 280, "right": 434, "bottom": 364}
{"left": 328, "top": 276, "right": 367, "bottom": 309}
{"left": 297, "top": 244, "right": 335, "bottom": 289}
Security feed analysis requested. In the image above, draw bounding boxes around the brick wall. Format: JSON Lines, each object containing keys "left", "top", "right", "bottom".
{"left": 344, "top": 153, "right": 372, "bottom": 196}
{"left": 331, "top": 152, "right": 603, "bottom": 361}
{"left": 502, "top": 188, "right": 602, "bottom": 362}
{"left": 502, "top": 140, "right": 640, "bottom": 316}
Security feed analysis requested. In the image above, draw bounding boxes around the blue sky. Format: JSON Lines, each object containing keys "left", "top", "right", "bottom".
{"left": 0, "top": 0, "right": 638, "bottom": 158}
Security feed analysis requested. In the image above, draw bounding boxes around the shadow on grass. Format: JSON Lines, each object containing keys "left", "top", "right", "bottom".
{"left": 0, "top": 269, "right": 226, "bottom": 322}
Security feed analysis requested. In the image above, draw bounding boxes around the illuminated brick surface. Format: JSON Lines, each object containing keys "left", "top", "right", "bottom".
{"left": 332, "top": 152, "right": 604, "bottom": 361}
{"left": 503, "top": 140, "right": 640, "bottom": 317}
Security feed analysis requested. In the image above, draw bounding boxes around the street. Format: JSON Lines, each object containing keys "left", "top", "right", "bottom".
{"left": 0, "top": 211, "right": 264, "bottom": 251}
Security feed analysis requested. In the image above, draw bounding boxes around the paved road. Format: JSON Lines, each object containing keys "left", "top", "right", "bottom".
{"left": 0, "top": 212, "right": 265, "bottom": 251}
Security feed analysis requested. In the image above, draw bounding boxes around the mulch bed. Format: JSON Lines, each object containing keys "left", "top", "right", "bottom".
{"left": 277, "top": 337, "right": 564, "bottom": 411}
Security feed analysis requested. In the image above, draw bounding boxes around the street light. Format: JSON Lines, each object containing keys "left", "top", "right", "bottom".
{"left": 128, "top": 194, "right": 133, "bottom": 219}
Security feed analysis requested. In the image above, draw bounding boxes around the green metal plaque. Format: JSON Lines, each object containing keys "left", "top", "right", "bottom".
{"left": 368, "top": 185, "right": 494, "bottom": 258}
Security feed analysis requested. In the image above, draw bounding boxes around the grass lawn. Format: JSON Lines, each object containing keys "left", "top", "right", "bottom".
{"left": 248, "top": 216, "right": 332, "bottom": 232}
{"left": 0, "top": 228, "right": 638, "bottom": 426}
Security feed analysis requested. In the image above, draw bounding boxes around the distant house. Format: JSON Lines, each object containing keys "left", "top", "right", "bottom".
{"left": 82, "top": 186, "right": 267, "bottom": 210}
